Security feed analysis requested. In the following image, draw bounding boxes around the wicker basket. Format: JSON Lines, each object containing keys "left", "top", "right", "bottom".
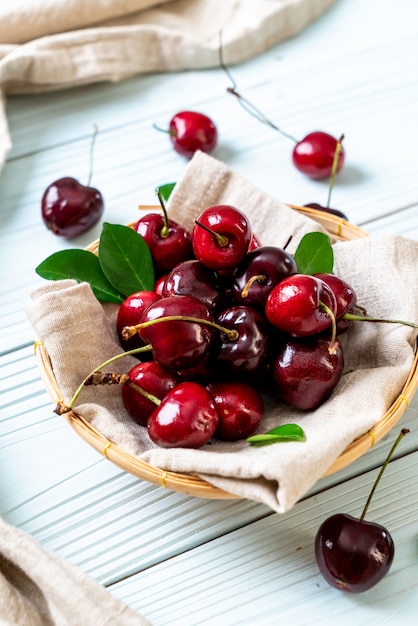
{"left": 34, "top": 206, "right": 418, "bottom": 499}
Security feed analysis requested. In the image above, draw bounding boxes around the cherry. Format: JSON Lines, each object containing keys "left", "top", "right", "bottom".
{"left": 211, "top": 305, "right": 271, "bottom": 377}
{"left": 154, "top": 274, "right": 168, "bottom": 296}
{"left": 231, "top": 245, "right": 297, "bottom": 311}
{"left": 304, "top": 202, "right": 348, "bottom": 221}
{"left": 162, "top": 259, "right": 224, "bottom": 312}
{"left": 116, "top": 290, "right": 161, "bottom": 352}
{"left": 192, "top": 205, "right": 252, "bottom": 271}
{"left": 41, "top": 127, "right": 104, "bottom": 238}
{"left": 265, "top": 274, "right": 337, "bottom": 337}
{"left": 155, "top": 110, "right": 218, "bottom": 158}
{"left": 207, "top": 380, "right": 264, "bottom": 441}
{"left": 315, "top": 429, "right": 409, "bottom": 592}
{"left": 134, "top": 189, "right": 193, "bottom": 275}
{"left": 292, "top": 131, "right": 345, "bottom": 180}
{"left": 315, "top": 273, "right": 357, "bottom": 334}
{"left": 124, "top": 295, "right": 216, "bottom": 372}
{"left": 270, "top": 335, "right": 344, "bottom": 410}
{"left": 122, "top": 361, "right": 179, "bottom": 426}
{"left": 218, "top": 42, "right": 345, "bottom": 180}
{"left": 147, "top": 381, "right": 219, "bottom": 448}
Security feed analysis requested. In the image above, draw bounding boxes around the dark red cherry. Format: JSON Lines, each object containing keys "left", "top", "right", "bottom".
{"left": 137, "top": 295, "right": 215, "bottom": 371}
{"left": 168, "top": 111, "right": 218, "bottom": 158}
{"left": 147, "top": 381, "right": 219, "bottom": 448}
{"left": 315, "top": 429, "right": 408, "bottom": 593}
{"left": 116, "top": 290, "right": 161, "bottom": 352}
{"left": 270, "top": 335, "right": 344, "bottom": 410}
{"left": 211, "top": 305, "right": 270, "bottom": 376}
{"left": 122, "top": 361, "right": 180, "bottom": 426}
{"left": 192, "top": 205, "right": 252, "bottom": 271}
{"left": 293, "top": 131, "right": 345, "bottom": 180}
{"left": 207, "top": 380, "right": 264, "bottom": 441}
{"left": 315, "top": 273, "right": 357, "bottom": 334}
{"left": 41, "top": 176, "right": 104, "bottom": 238}
{"left": 265, "top": 274, "right": 337, "bottom": 337}
{"left": 231, "top": 245, "right": 297, "bottom": 311}
{"left": 315, "top": 513, "right": 394, "bottom": 593}
{"left": 134, "top": 213, "right": 193, "bottom": 276}
{"left": 162, "top": 259, "right": 224, "bottom": 312}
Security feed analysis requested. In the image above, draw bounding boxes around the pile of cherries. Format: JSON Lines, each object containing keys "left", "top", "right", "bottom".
{"left": 115, "top": 201, "right": 356, "bottom": 450}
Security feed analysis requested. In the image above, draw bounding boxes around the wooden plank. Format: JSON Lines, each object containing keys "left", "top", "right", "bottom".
{"left": 108, "top": 453, "right": 418, "bottom": 625}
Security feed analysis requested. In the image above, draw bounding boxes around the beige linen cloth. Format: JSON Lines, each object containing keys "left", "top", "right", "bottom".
{"left": 27, "top": 151, "right": 418, "bottom": 514}
{"left": 0, "top": 0, "right": 336, "bottom": 171}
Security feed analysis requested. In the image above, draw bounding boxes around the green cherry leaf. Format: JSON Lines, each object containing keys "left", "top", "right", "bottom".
{"left": 247, "top": 423, "right": 305, "bottom": 447}
{"left": 157, "top": 182, "right": 176, "bottom": 202}
{"left": 98, "top": 222, "right": 154, "bottom": 296}
{"left": 294, "top": 232, "right": 334, "bottom": 275}
{"left": 35, "top": 249, "right": 125, "bottom": 303}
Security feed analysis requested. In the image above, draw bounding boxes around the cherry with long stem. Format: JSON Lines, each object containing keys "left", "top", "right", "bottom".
{"left": 122, "top": 316, "right": 239, "bottom": 341}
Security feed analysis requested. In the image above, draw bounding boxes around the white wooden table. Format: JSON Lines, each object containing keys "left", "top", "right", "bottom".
{"left": 2, "top": 1, "right": 418, "bottom": 623}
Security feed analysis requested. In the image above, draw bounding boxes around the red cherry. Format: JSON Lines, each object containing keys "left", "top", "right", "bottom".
{"left": 207, "top": 380, "right": 264, "bottom": 441}
{"left": 147, "top": 381, "right": 219, "bottom": 448}
{"left": 292, "top": 131, "right": 345, "bottom": 180}
{"left": 154, "top": 274, "right": 168, "bottom": 296}
{"left": 270, "top": 335, "right": 344, "bottom": 410}
{"left": 134, "top": 214, "right": 193, "bottom": 276}
{"left": 192, "top": 205, "right": 252, "bottom": 271}
{"left": 315, "top": 273, "right": 357, "bottom": 334}
{"left": 41, "top": 176, "right": 104, "bottom": 238}
{"left": 116, "top": 290, "right": 161, "bottom": 352}
{"left": 122, "top": 361, "right": 179, "bottom": 426}
{"left": 167, "top": 111, "right": 218, "bottom": 158}
{"left": 162, "top": 259, "right": 224, "bottom": 312}
{"left": 135, "top": 295, "right": 215, "bottom": 371}
{"left": 265, "top": 274, "right": 337, "bottom": 337}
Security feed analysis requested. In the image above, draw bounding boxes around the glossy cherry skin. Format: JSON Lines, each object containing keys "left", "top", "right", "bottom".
{"left": 134, "top": 213, "right": 193, "bottom": 276}
{"left": 315, "top": 513, "right": 395, "bottom": 593}
{"left": 147, "top": 381, "right": 219, "bottom": 448}
{"left": 315, "top": 272, "right": 357, "bottom": 334}
{"left": 162, "top": 260, "right": 224, "bottom": 313}
{"left": 265, "top": 274, "right": 337, "bottom": 337}
{"left": 138, "top": 295, "right": 215, "bottom": 371}
{"left": 207, "top": 380, "right": 264, "bottom": 441}
{"left": 192, "top": 205, "right": 252, "bottom": 271}
{"left": 41, "top": 176, "right": 104, "bottom": 238}
{"left": 304, "top": 202, "right": 348, "bottom": 221}
{"left": 211, "top": 305, "right": 271, "bottom": 377}
{"left": 169, "top": 111, "right": 218, "bottom": 158}
{"left": 231, "top": 245, "right": 297, "bottom": 311}
{"left": 116, "top": 290, "right": 161, "bottom": 352}
{"left": 293, "top": 131, "right": 345, "bottom": 180}
{"left": 122, "top": 361, "right": 180, "bottom": 426}
{"left": 270, "top": 336, "right": 344, "bottom": 409}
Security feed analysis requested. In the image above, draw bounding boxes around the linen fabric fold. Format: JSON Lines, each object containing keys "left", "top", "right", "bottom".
{"left": 26, "top": 151, "right": 418, "bottom": 514}
{"left": 0, "top": 516, "right": 152, "bottom": 626}
{"left": 0, "top": 0, "right": 335, "bottom": 171}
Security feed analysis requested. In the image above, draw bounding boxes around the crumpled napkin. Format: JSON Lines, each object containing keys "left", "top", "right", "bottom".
{"left": 0, "top": 0, "right": 335, "bottom": 171}
{"left": 26, "top": 151, "right": 418, "bottom": 513}
{"left": 0, "top": 515, "right": 151, "bottom": 625}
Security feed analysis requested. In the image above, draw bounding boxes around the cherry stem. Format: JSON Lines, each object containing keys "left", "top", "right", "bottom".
{"left": 83, "top": 372, "right": 162, "bottom": 406}
{"left": 241, "top": 274, "right": 267, "bottom": 298}
{"left": 326, "top": 134, "right": 344, "bottom": 208}
{"left": 122, "top": 316, "right": 239, "bottom": 342}
{"left": 319, "top": 301, "right": 337, "bottom": 354}
{"left": 152, "top": 122, "right": 176, "bottom": 137}
{"left": 360, "top": 428, "right": 410, "bottom": 521}
{"left": 194, "top": 219, "right": 229, "bottom": 247}
{"left": 156, "top": 188, "right": 170, "bottom": 238}
{"left": 218, "top": 31, "right": 299, "bottom": 144}
{"left": 54, "top": 344, "right": 153, "bottom": 415}
{"left": 86, "top": 124, "right": 99, "bottom": 188}
{"left": 343, "top": 312, "right": 418, "bottom": 329}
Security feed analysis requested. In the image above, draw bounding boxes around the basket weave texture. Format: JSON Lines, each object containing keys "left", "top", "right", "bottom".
{"left": 34, "top": 206, "right": 418, "bottom": 500}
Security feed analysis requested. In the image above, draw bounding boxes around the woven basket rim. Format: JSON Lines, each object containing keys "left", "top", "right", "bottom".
{"left": 33, "top": 204, "right": 418, "bottom": 499}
